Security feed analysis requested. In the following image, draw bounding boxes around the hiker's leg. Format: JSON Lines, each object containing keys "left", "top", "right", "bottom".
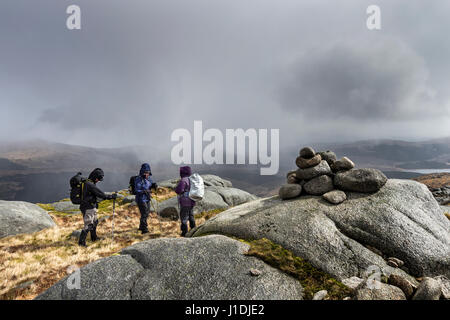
{"left": 180, "top": 206, "right": 189, "bottom": 236}
{"left": 138, "top": 202, "right": 149, "bottom": 232}
{"left": 79, "top": 209, "right": 92, "bottom": 246}
{"left": 83, "top": 209, "right": 96, "bottom": 231}
{"left": 89, "top": 209, "right": 101, "bottom": 241}
{"left": 188, "top": 207, "right": 196, "bottom": 229}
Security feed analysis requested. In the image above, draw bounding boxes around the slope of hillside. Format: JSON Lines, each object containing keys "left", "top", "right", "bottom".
{"left": 413, "top": 173, "right": 450, "bottom": 189}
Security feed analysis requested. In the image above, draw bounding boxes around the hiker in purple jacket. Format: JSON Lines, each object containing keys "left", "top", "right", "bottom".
{"left": 175, "top": 166, "right": 196, "bottom": 237}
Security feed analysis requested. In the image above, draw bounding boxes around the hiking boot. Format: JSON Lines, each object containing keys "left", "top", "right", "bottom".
{"left": 141, "top": 229, "right": 149, "bottom": 234}
{"left": 90, "top": 226, "right": 103, "bottom": 242}
{"left": 78, "top": 229, "right": 88, "bottom": 247}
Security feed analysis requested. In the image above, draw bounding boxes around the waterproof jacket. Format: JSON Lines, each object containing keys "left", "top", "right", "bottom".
{"left": 80, "top": 180, "right": 108, "bottom": 212}
{"left": 135, "top": 163, "right": 155, "bottom": 203}
{"left": 175, "top": 166, "right": 195, "bottom": 207}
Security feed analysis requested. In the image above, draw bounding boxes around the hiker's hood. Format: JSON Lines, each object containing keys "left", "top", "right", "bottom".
{"left": 180, "top": 166, "right": 192, "bottom": 178}
{"left": 140, "top": 163, "right": 152, "bottom": 176}
{"left": 88, "top": 168, "right": 104, "bottom": 182}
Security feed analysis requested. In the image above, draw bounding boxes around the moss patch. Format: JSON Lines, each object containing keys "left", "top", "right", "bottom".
{"left": 244, "top": 238, "right": 352, "bottom": 300}
{"left": 196, "top": 208, "right": 226, "bottom": 221}
{"left": 37, "top": 203, "right": 55, "bottom": 211}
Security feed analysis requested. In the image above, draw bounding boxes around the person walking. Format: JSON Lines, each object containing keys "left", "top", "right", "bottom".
{"left": 78, "top": 168, "right": 117, "bottom": 247}
{"left": 175, "top": 166, "right": 196, "bottom": 237}
{"left": 134, "top": 163, "right": 158, "bottom": 234}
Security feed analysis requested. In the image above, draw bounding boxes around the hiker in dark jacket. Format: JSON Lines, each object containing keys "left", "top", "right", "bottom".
{"left": 175, "top": 166, "right": 196, "bottom": 237}
{"left": 135, "top": 163, "right": 158, "bottom": 234}
{"left": 79, "top": 168, "right": 117, "bottom": 247}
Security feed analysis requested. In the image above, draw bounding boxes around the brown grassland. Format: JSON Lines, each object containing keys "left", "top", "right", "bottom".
{"left": 0, "top": 188, "right": 222, "bottom": 300}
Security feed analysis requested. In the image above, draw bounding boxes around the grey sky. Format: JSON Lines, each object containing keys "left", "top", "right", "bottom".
{"left": 0, "top": 0, "right": 449, "bottom": 150}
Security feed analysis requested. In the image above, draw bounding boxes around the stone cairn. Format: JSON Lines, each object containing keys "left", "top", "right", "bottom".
{"left": 279, "top": 146, "right": 388, "bottom": 204}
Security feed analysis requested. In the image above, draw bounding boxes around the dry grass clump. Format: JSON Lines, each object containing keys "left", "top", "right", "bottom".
{"left": 413, "top": 173, "right": 450, "bottom": 189}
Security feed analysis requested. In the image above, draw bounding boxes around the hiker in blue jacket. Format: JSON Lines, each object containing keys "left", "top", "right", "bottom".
{"left": 135, "top": 163, "right": 158, "bottom": 234}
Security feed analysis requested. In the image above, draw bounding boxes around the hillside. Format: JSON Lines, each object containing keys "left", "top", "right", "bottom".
{"left": 413, "top": 172, "right": 450, "bottom": 189}
{"left": 311, "top": 138, "right": 450, "bottom": 170}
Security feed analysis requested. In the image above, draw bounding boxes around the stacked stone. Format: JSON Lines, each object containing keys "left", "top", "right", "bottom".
{"left": 279, "top": 146, "right": 387, "bottom": 205}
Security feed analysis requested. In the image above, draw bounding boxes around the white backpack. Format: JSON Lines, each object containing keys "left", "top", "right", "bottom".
{"left": 188, "top": 173, "right": 204, "bottom": 201}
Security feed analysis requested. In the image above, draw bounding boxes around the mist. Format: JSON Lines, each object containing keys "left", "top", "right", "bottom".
{"left": 0, "top": 0, "right": 449, "bottom": 153}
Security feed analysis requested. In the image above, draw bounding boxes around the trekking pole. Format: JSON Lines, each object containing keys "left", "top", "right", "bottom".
{"left": 112, "top": 193, "right": 116, "bottom": 241}
{"left": 149, "top": 189, "right": 162, "bottom": 234}
{"left": 155, "top": 189, "right": 162, "bottom": 233}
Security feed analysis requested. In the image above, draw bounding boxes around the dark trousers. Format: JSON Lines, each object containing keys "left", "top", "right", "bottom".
{"left": 138, "top": 201, "right": 150, "bottom": 231}
{"left": 180, "top": 206, "right": 196, "bottom": 236}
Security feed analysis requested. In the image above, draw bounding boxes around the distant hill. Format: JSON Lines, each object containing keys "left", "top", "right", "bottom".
{"left": 413, "top": 172, "right": 450, "bottom": 189}
{"left": 0, "top": 137, "right": 449, "bottom": 202}
{"left": 0, "top": 140, "right": 141, "bottom": 173}
{"left": 308, "top": 137, "right": 450, "bottom": 170}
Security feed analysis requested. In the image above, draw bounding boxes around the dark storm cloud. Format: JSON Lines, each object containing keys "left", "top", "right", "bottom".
{"left": 0, "top": 0, "right": 449, "bottom": 149}
{"left": 278, "top": 39, "right": 441, "bottom": 120}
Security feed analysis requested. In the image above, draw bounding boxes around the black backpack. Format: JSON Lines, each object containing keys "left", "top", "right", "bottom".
{"left": 129, "top": 175, "right": 139, "bottom": 195}
{"left": 70, "top": 172, "right": 86, "bottom": 205}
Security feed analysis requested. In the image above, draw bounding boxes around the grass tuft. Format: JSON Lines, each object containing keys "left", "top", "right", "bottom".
{"left": 244, "top": 238, "right": 352, "bottom": 300}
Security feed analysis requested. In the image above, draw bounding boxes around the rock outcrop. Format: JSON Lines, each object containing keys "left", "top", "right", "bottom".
{"left": 0, "top": 200, "right": 56, "bottom": 238}
{"left": 192, "top": 179, "right": 449, "bottom": 281}
{"left": 157, "top": 175, "right": 258, "bottom": 219}
{"left": 36, "top": 235, "right": 304, "bottom": 300}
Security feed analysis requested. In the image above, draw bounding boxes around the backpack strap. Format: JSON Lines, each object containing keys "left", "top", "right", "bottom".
{"left": 181, "top": 177, "right": 190, "bottom": 198}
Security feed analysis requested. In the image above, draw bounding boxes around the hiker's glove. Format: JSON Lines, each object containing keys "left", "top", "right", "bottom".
{"left": 108, "top": 194, "right": 117, "bottom": 200}
{"left": 151, "top": 183, "right": 158, "bottom": 190}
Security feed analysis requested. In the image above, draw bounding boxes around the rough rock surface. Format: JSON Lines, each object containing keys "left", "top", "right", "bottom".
{"left": 354, "top": 280, "right": 406, "bottom": 300}
{"left": 341, "top": 277, "right": 364, "bottom": 289}
{"left": 0, "top": 200, "right": 56, "bottom": 238}
{"left": 296, "top": 160, "right": 332, "bottom": 181}
{"left": 388, "top": 274, "right": 414, "bottom": 299}
{"left": 412, "top": 277, "right": 442, "bottom": 300}
{"left": 312, "top": 290, "right": 328, "bottom": 300}
{"left": 51, "top": 201, "right": 80, "bottom": 214}
{"left": 334, "top": 168, "right": 387, "bottom": 193}
{"left": 299, "top": 147, "right": 315, "bottom": 159}
{"left": 279, "top": 184, "right": 302, "bottom": 200}
{"left": 158, "top": 174, "right": 232, "bottom": 190}
{"left": 323, "top": 190, "right": 347, "bottom": 204}
{"left": 435, "top": 276, "right": 450, "bottom": 299}
{"left": 122, "top": 195, "right": 137, "bottom": 204}
{"left": 37, "top": 235, "right": 305, "bottom": 300}
{"left": 193, "top": 179, "right": 449, "bottom": 280}
{"left": 287, "top": 174, "right": 299, "bottom": 184}
{"left": 35, "top": 255, "right": 144, "bottom": 300}
{"left": 157, "top": 186, "right": 257, "bottom": 219}
{"left": 303, "top": 175, "right": 334, "bottom": 196}
{"left": 207, "top": 186, "right": 258, "bottom": 207}
{"left": 296, "top": 154, "right": 322, "bottom": 169}
{"left": 331, "top": 157, "right": 355, "bottom": 172}
{"left": 317, "top": 151, "right": 337, "bottom": 166}
{"left": 123, "top": 235, "right": 304, "bottom": 300}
